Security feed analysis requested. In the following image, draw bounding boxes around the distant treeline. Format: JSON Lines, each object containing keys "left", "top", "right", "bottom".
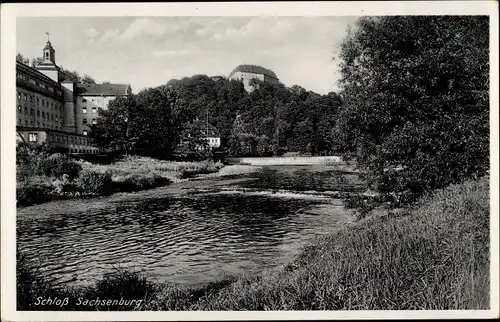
{"left": 166, "top": 76, "right": 343, "bottom": 157}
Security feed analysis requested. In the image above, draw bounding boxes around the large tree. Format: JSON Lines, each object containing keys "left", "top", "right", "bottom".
{"left": 334, "top": 16, "right": 489, "bottom": 199}
{"left": 91, "top": 85, "right": 188, "bottom": 159}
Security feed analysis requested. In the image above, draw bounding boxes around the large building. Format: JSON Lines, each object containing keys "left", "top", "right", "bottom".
{"left": 16, "top": 38, "right": 131, "bottom": 153}
{"left": 228, "top": 64, "right": 280, "bottom": 92}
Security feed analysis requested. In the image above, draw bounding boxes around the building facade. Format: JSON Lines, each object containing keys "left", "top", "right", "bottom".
{"left": 16, "top": 39, "right": 131, "bottom": 153}
{"left": 228, "top": 64, "right": 280, "bottom": 92}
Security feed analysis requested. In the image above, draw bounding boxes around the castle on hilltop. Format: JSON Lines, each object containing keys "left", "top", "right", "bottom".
{"left": 228, "top": 64, "right": 280, "bottom": 92}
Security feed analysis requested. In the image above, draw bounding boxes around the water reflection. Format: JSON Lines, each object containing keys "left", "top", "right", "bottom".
{"left": 17, "top": 164, "right": 363, "bottom": 287}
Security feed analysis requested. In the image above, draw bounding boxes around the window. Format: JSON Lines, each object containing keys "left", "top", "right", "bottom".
{"left": 23, "top": 94, "right": 27, "bottom": 102}
{"left": 83, "top": 118, "right": 87, "bottom": 125}
{"left": 18, "top": 118, "right": 22, "bottom": 125}
{"left": 92, "top": 119, "right": 97, "bottom": 125}
{"left": 82, "top": 107, "right": 87, "bottom": 114}
{"left": 83, "top": 130, "right": 88, "bottom": 136}
{"left": 30, "top": 120, "right": 34, "bottom": 126}
{"left": 82, "top": 98, "right": 87, "bottom": 103}
{"left": 42, "top": 111, "right": 45, "bottom": 119}
{"left": 42, "top": 100, "right": 45, "bottom": 107}
{"left": 37, "top": 98, "right": 40, "bottom": 105}
{"left": 92, "top": 107, "right": 97, "bottom": 114}
{"left": 24, "top": 107, "right": 28, "bottom": 114}
{"left": 24, "top": 120, "right": 28, "bottom": 126}
{"left": 18, "top": 106, "right": 22, "bottom": 113}
{"left": 17, "top": 92, "right": 21, "bottom": 100}
{"left": 45, "top": 52, "right": 49, "bottom": 60}
{"left": 28, "top": 133, "right": 37, "bottom": 142}
{"left": 37, "top": 110, "right": 40, "bottom": 117}
{"left": 51, "top": 114, "right": 54, "bottom": 120}
{"left": 30, "top": 108, "right": 34, "bottom": 116}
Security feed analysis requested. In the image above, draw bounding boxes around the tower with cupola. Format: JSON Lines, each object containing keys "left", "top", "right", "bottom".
{"left": 35, "top": 33, "right": 65, "bottom": 83}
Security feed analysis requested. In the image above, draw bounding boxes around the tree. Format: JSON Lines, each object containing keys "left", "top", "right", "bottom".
{"left": 90, "top": 95, "right": 139, "bottom": 153}
{"left": 82, "top": 75, "right": 96, "bottom": 84}
{"left": 176, "top": 121, "right": 210, "bottom": 160}
{"left": 16, "top": 53, "right": 30, "bottom": 65}
{"left": 92, "top": 85, "right": 188, "bottom": 159}
{"left": 335, "top": 16, "right": 489, "bottom": 200}
{"left": 60, "top": 68, "right": 81, "bottom": 83}
{"left": 31, "top": 57, "right": 44, "bottom": 68}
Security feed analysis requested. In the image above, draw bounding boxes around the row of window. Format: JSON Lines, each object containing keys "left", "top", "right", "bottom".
{"left": 81, "top": 98, "right": 104, "bottom": 104}
{"left": 83, "top": 118, "right": 97, "bottom": 125}
{"left": 47, "top": 133, "right": 89, "bottom": 146}
{"left": 70, "top": 148, "right": 99, "bottom": 154}
{"left": 17, "top": 91, "right": 61, "bottom": 110}
{"left": 27, "top": 133, "right": 96, "bottom": 153}
{"left": 18, "top": 119, "right": 63, "bottom": 129}
{"left": 17, "top": 73, "right": 63, "bottom": 96}
{"left": 17, "top": 106, "right": 61, "bottom": 121}
{"left": 82, "top": 107, "right": 98, "bottom": 114}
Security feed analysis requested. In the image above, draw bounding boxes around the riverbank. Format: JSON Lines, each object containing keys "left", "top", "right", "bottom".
{"left": 16, "top": 149, "right": 224, "bottom": 207}
{"left": 17, "top": 175, "right": 489, "bottom": 310}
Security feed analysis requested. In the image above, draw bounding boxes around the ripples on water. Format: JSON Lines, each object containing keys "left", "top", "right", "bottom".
{"left": 17, "top": 164, "right": 365, "bottom": 288}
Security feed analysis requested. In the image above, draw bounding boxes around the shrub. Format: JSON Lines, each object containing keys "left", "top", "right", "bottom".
{"left": 74, "top": 169, "right": 113, "bottom": 195}
{"left": 16, "top": 178, "right": 55, "bottom": 207}
{"left": 17, "top": 145, "right": 82, "bottom": 180}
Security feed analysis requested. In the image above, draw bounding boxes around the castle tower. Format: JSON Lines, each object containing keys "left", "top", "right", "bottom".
{"left": 36, "top": 33, "right": 64, "bottom": 83}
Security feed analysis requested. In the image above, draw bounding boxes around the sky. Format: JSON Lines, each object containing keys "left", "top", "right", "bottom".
{"left": 16, "top": 16, "right": 358, "bottom": 95}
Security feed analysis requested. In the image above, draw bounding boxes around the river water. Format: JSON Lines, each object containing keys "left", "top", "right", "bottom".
{"left": 17, "top": 163, "right": 366, "bottom": 288}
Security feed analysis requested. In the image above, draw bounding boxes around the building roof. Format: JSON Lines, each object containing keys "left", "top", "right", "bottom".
{"left": 16, "top": 61, "right": 61, "bottom": 87}
{"left": 190, "top": 119, "right": 220, "bottom": 137}
{"left": 44, "top": 41, "right": 54, "bottom": 51}
{"left": 76, "top": 84, "right": 131, "bottom": 96}
{"left": 229, "top": 64, "right": 278, "bottom": 80}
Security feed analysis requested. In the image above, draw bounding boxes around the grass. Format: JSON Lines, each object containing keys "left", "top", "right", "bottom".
{"left": 17, "top": 176, "right": 489, "bottom": 310}
{"left": 17, "top": 152, "right": 224, "bottom": 207}
{"left": 85, "top": 155, "right": 224, "bottom": 183}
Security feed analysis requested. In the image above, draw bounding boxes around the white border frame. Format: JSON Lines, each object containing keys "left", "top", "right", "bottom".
{"left": 1, "top": 1, "right": 499, "bottom": 320}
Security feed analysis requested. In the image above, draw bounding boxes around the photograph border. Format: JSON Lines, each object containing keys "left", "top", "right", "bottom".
{"left": 1, "top": 1, "right": 499, "bottom": 320}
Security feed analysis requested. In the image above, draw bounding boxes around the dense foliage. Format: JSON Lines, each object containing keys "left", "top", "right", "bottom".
{"left": 91, "top": 86, "right": 188, "bottom": 159}
{"left": 168, "top": 75, "right": 342, "bottom": 157}
{"left": 333, "top": 16, "right": 489, "bottom": 200}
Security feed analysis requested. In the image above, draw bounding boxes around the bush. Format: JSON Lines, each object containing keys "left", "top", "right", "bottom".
{"left": 16, "top": 179, "right": 55, "bottom": 207}
{"left": 73, "top": 169, "right": 113, "bottom": 195}
{"left": 17, "top": 145, "right": 82, "bottom": 180}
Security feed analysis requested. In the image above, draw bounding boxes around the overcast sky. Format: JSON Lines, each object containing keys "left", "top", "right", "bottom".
{"left": 17, "top": 16, "right": 358, "bottom": 94}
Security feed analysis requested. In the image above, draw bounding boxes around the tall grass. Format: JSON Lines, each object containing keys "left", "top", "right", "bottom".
{"left": 17, "top": 151, "right": 224, "bottom": 207}
{"left": 17, "top": 176, "right": 489, "bottom": 310}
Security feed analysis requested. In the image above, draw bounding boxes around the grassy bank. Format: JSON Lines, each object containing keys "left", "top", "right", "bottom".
{"left": 17, "top": 176, "right": 489, "bottom": 310}
{"left": 17, "top": 147, "right": 224, "bottom": 207}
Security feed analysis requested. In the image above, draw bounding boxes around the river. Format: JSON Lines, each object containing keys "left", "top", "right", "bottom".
{"left": 17, "top": 162, "right": 366, "bottom": 288}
